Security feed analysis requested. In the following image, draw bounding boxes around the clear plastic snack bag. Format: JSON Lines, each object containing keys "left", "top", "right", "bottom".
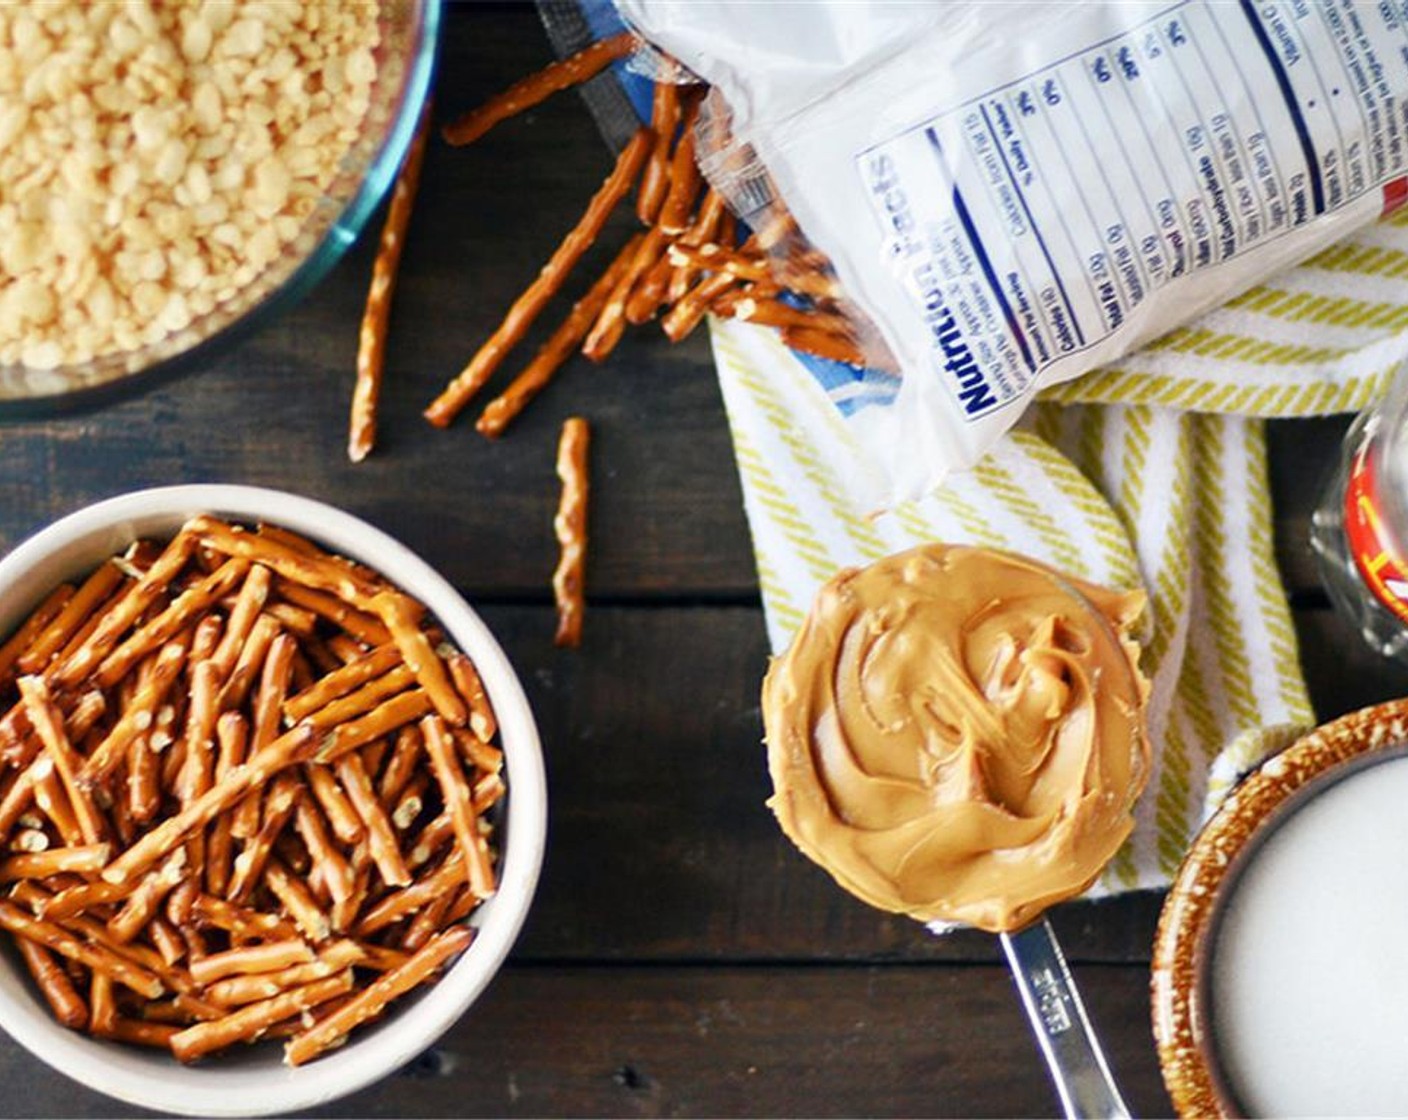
{"left": 616, "top": 0, "right": 1408, "bottom": 508}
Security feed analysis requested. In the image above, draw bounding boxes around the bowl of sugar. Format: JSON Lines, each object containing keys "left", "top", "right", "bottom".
{"left": 1153, "top": 698, "right": 1408, "bottom": 1117}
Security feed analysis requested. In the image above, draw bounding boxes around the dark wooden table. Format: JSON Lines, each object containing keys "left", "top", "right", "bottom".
{"left": 0, "top": 6, "right": 1403, "bottom": 1116}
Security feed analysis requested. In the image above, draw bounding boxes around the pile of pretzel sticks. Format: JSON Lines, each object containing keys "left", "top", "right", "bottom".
{"left": 350, "top": 31, "right": 869, "bottom": 452}
{"left": 0, "top": 517, "right": 503, "bottom": 1064}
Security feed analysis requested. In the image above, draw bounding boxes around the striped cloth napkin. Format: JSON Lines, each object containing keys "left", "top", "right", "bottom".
{"left": 712, "top": 204, "right": 1408, "bottom": 896}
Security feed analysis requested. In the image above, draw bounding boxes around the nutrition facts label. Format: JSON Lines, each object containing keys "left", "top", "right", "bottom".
{"left": 859, "top": 0, "right": 1408, "bottom": 420}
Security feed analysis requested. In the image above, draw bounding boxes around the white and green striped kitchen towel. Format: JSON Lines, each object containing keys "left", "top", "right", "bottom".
{"left": 711, "top": 205, "right": 1408, "bottom": 897}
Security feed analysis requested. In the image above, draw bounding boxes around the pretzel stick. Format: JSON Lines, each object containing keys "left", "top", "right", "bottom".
{"left": 190, "top": 939, "right": 316, "bottom": 987}
{"left": 445, "top": 653, "right": 497, "bottom": 744}
{"left": 100, "top": 723, "right": 315, "bottom": 885}
{"left": 666, "top": 190, "right": 728, "bottom": 304}
{"left": 191, "top": 894, "right": 299, "bottom": 943}
{"left": 205, "top": 941, "right": 364, "bottom": 1007}
{"left": 350, "top": 99, "right": 433, "bottom": 463}
{"left": 475, "top": 232, "right": 642, "bottom": 439}
{"left": 0, "top": 584, "right": 74, "bottom": 689}
{"left": 80, "top": 637, "right": 188, "bottom": 789}
{"left": 660, "top": 268, "right": 739, "bottom": 343}
{"left": 86, "top": 972, "right": 119, "bottom": 1039}
{"left": 553, "top": 416, "right": 590, "bottom": 648}
{"left": 399, "top": 889, "right": 453, "bottom": 953}
{"left": 716, "top": 291, "right": 857, "bottom": 338}
{"left": 226, "top": 773, "right": 301, "bottom": 903}
{"left": 424, "top": 127, "right": 652, "bottom": 428}
{"left": 17, "top": 677, "right": 105, "bottom": 846}
{"left": 0, "top": 843, "right": 110, "bottom": 882}
{"left": 778, "top": 324, "right": 871, "bottom": 368}
{"left": 454, "top": 729, "right": 503, "bottom": 777}
{"left": 107, "top": 848, "right": 187, "bottom": 944}
{"left": 284, "top": 643, "right": 402, "bottom": 724}
{"left": 624, "top": 248, "right": 675, "bottom": 325}
{"left": 285, "top": 926, "right": 472, "bottom": 1066}
{"left": 0, "top": 763, "right": 42, "bottom": 839}
{"left": 275, "top": 582, "right": 391, "bottom": 647}
{"left": 264, "top": 601, "right": 318, "bottom": 639}
{"left": 314, "top": 688, "right": 435, "bottom": 765}
{"left": 33, "top": 761, "right": 84, "bottom": 848}
{"left": 173, "top": 970, "right": 353, "bottom": 1063}
{"left": 378, "top": 724, "right": 422, "bottom": 805}
{"left": 216, "top": 613, "right": 280, "bottom": 714}
{"left": 582, "top": 226, "right": 667, "bottom": 362}
{"left": 444, "top": 884, "right": 481, "bottom": 925}
{"left": 305, "top": 764, "right": 364, "bottom": 846}
{"left": 295, "top": 798, "right": 355, "bottom": 906}
{"left": 441, "top": 32, "right": 636, "bottom": 146}
{"left": 264, "top": 857, "right": 332, "bottom": 944}
{"left": 189, "top": 518, "right": 385, "bottom": 610}
{"left": 327, "top": 634, "right": 369, "bottom": 665}
{"left": 657, "top": 94, "right": 702, "bottom": 235}
{"left": 354, "top": 944, "right": 410, "bottom": 972}
{"left": 354, "top": 847, "right": 464, "bottom": 937}
{"left": 638, "top": 76, "right": 680, "bottom": 224}
{"left": 177, "top": 660, "right": 221, "bottom": 806}
{"left": 52, "top": 530, "right": 196, "bottom": 688}
{"left": 330, "top": 842, "right": 371, "bottom": 933}
{"left": 106, "top": 1019, "right": 180, "bottom": 1048}
{"left": 422, "top": 716, "right": 496, "bottom": 898}
{"left": 303, "top": 665, "right": 416, "bottom": 733}
{"left": 17, "top": 562, "right": 125, "bottom": 675}
{"left": 408, "top": 811, "right": 453, "bottom": 869}
{"left": 16, "top": 938, "right": 87, "bottom": 1029}
{"left": 96, "top": 560, "right": 245, "bottom": 690}
{"left": 208, "top": 565, "right": 271, "bottom": 681}
{"left": 35, "top": 878, "right": 132, "bottom": 922}
{"left": 0, "top": 900, "right": 164, "bottom": 998}
{"left": 334, "top": 752, "right": 410, "bottom": 887}
{"left": 149, "top": 916, "right": 186, "bottom": 966}
{"left": 205, "top": 712, "right": 246, "bottom": 895}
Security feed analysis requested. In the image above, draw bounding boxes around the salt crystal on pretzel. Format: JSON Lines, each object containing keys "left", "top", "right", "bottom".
{"left": 0, "top": 900, "right": 164, "bottom": 999}
{"left": 441, "top": 32, "right": 637, "bottom": 147}
{"left": 16, "top": 937, "right": 87, "bottom": 1030}
{"left": 9, "top": 827, "right": 48, "bottom": 854}
{"left": 422, "top": 716, "right": 496, "bottom": 898}
{"left": 553, "top": 417, "right": 590, "bottom": 648}
{"left": 424, "top": 127, "right": 652, "bottom": 428}
{"left": 284, "top": 926, "right": 473, "bottom": 1067}
{"left": 173, "top": 970, "right": 354, "bottom": 1064}
{"left": 17, "top": 562, "right": 125, "bottom": 676}
{"left": 334, "top": 753, "right": 409, "bottom": 887}
{"left": 350, "top": 98, "right": 434, "bottom": 464}
{"left": 476, "top": 231, "right": 644, "bottom": 439}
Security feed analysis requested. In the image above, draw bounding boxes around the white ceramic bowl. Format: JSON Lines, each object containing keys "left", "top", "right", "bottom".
{"left": 0, "top": 484, "right": 547, "bottom": 1116}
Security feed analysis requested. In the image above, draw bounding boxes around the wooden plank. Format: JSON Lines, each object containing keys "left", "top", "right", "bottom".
{"left": 0, "top": 964, "right": 1172, "bottom": 1119}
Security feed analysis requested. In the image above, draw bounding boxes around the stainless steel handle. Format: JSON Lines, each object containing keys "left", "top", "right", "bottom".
{"left": 1000, "top": 917, "right": 1132, "bottom": 1120}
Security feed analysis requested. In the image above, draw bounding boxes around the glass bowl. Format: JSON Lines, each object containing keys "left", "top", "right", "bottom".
{"left": 0, "top": 0, "right": 441, "bottom": 418}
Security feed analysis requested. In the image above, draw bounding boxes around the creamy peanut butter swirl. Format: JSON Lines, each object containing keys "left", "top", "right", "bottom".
{"left": 762, "top": 544, "right": 1150, "bottom": 933}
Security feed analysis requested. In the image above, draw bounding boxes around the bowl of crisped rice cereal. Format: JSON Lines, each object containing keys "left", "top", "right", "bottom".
{"left": 0, "top": 0, "right": 439, "bottom": 411}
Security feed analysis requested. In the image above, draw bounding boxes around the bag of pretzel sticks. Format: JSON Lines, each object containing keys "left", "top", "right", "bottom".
{"left": 603, "top": 0, "right": 1408, "bottom": 506}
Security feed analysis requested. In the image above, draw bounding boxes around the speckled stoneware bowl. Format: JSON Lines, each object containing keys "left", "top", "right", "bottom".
{"left": 1152, "top": 698, "right": 1408, "bottom": 1117}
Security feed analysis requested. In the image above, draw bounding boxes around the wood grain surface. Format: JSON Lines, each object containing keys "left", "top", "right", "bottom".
{"left": 0, "top": 5, "right": 1399, "bottom": 1118}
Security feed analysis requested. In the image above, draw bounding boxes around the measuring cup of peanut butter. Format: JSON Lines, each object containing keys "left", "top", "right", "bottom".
{"left": 762, "top": 543, "right": 1150, "bottom": 1119}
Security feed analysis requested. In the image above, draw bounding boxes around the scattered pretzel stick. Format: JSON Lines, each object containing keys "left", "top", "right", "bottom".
{"left": 638, "top": 75, "right": 681, "bottom": 224}
{"left": 350, "top": 98, "right": 434, "bottom": 463}
{"left": 553, "top": 416, "right": 590, "bottom": 648}
{"left": 477, "top": 232, "right": 643, "bottom": 438}
{"left": 285, "top": 926, "right": 472, "bottom": 1067}
{"left": 17, "top": 938, "right": 88, "bottom": 1029}
{"left": 424, "top": 127, "right": 652, "bottom": 428}
{"left": 441, "top": 32, "right": 636, "bottom": 146}
{"left": 583, "top": 226, "right": 668, "bottom": 362}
